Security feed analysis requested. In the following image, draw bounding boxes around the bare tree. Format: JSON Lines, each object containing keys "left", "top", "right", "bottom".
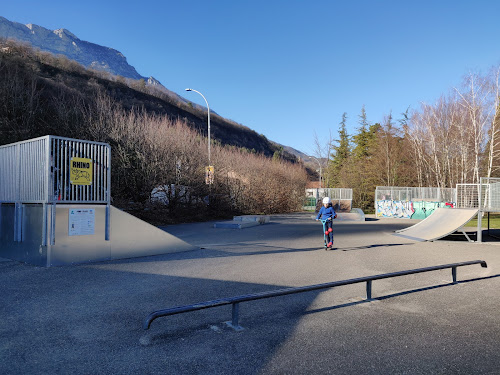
{"left": 311, "top": 130, "right": 333, "bottom": 187}
{"left": 455, "top": 72, "right": 492, "bottom": 184}
{"left": 485, "top": 66, "right": 500, "bottom": 179}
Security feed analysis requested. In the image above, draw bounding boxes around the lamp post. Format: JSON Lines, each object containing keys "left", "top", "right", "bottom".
{"left": 309, "top": 156, "right": 322, "bottom": 189}
{"left": 185, "top": 88, "right": 210, "bottom": 165}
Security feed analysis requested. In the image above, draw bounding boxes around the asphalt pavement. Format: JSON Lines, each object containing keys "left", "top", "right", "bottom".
{"left": 1, "top": 212, "right": 499, "bottom": 374}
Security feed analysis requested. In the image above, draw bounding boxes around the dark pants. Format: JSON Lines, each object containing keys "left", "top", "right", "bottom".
{"left": 324, "top": 220, "right": 334, "bottom": 243}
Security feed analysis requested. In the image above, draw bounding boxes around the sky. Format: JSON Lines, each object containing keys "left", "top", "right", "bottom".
{"left": 3, "top": 0, "right": 500, "bottom": 155}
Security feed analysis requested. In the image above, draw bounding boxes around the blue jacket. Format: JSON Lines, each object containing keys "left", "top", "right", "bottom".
{"left": 316, "top": 206, "right": 336, "bottom": 220}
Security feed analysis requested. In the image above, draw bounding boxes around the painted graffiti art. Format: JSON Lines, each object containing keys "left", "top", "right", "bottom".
{"left": 376, "top": 200, "right": 455, "bottom": 219}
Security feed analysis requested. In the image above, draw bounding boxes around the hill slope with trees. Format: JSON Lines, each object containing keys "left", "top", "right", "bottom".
{"left": 0, "top": 39, "right": 307, "bottom": 223}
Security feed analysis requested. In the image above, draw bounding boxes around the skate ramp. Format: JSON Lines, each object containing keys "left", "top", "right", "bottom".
{"left": 108, "top": 206, "right": 198, "bottom": 259}
{"left": 48, "top": 205, "right": 198, "bottom": 266}
{"left": 393, "top": 208, "right": 478, "bottom": 242}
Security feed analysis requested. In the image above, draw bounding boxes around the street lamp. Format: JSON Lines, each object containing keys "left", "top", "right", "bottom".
{"left": 309, "top": 156, "right": 322, "bottom": 188}
{"left": 185, "top": 88, "right": 211, "bottom": 165}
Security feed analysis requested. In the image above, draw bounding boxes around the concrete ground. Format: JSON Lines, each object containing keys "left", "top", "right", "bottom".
{"left": 1, "top": 213, "right": 499, "bottom": 374}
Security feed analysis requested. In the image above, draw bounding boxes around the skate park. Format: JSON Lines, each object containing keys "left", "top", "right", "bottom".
{"left": 2, "top": 211, "right": 500, "bottom": 374}
{"left": 2, "top": 138, "right": 500, "bottom": 374}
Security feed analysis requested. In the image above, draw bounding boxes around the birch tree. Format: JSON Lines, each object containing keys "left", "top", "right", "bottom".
{"left": 455, "top": 72, "right": 491, "bottom": 184}
{"left": 485, "top": 66, "right": 500, "bottom": 179}
{"left": 312, "top": 130, "right": 333, "bottom": 187}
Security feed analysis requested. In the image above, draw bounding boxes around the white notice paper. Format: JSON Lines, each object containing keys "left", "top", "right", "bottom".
{"left": 68, "top": 209, "right": 95, "bottom": 236}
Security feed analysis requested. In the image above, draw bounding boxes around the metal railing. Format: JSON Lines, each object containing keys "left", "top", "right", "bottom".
{"left": 143, "top": 260, "right": 487, "bottom": 331}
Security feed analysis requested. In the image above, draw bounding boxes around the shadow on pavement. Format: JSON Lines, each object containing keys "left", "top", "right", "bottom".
{"left": 0, "top": 261, "right": 322, "bottom": 374}
{"left": 304, "top": 274, "right": 500, "bottom": 315}
{"left": 340, "top": 243, "right": 414, "bottom": 251}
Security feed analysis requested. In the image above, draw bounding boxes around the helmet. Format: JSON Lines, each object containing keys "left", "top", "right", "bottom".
{"left": 322, "top": 197, "right": 331, "bottom": 204}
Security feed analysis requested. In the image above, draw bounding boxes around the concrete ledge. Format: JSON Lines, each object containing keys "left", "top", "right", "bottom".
{"left": 337, "top": 208, "right": 365, "bottom": 221}
{"left": 233, "top": 215, "right": 270, "bottom": 224}
{"left": 214, "top": 220, "right": 260, "bottom": 229}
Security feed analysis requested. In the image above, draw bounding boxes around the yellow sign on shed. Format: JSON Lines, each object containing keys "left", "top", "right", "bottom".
{"left": 70, "top": 157, "right": 93, "bottom": 185}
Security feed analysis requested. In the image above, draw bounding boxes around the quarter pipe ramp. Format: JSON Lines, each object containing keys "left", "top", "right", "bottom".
{"left": 393, "top": 208, "right": 479, "bottom": 242}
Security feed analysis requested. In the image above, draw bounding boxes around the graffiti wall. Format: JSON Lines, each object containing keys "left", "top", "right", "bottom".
{"left": 376, "top": 200, "right": 455, "bottom": 219}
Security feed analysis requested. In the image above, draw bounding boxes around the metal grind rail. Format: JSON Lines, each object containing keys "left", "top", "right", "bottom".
{"left": 143, "top": 260, "right": 487, "bottom": 330}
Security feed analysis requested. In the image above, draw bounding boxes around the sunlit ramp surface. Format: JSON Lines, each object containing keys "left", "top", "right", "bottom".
{"left": 109, "top": 206, "right": 198, "bottom": 260}
{"left": 393, "top": 208, "right": 479, "bottom": 242}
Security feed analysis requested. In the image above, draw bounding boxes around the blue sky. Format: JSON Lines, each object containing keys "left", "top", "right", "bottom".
{"left": 3, "top": 1, "right": 500, "bottom": 155}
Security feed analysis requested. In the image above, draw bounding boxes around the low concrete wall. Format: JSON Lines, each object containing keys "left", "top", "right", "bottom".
{"left": 337, "top": 208, "right": 365, "bottom": 221}
{"left": 215, "top": 215, "right": 270, "bottom": 229}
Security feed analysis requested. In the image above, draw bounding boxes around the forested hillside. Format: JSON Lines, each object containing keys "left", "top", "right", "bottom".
{"left": 0, "top": 39, "right": 307, "bottom": 223}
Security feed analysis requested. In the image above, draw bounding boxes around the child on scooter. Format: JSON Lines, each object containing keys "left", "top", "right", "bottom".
{"left": 316, "top": 197, "right": 337, "bottom": 249}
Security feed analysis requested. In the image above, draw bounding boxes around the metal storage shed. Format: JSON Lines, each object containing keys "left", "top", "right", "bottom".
{"left": 0, "top": 135, "right": 195, "bottom": 266}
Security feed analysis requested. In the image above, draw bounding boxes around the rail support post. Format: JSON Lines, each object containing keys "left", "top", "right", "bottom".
{"left": 452, "top": 267, "right": 457, "bottom": 284}
{"left": 225, "top": 303, "right": 244, "bottom": 331}
{"left": 366, "top": 280, "right": 372, "bottom": 300}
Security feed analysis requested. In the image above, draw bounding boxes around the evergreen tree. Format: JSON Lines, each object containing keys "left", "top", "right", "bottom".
{"left": 352, "top": 105, "right": 369, "bottom": 159}
{"left": 328, "top": 112, "right": 351, "bottom": 186}
{"left": 349, "top": 107, "right": 381, "bottom": 211}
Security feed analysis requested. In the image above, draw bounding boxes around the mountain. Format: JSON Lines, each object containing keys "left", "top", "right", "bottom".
{"left": 279, "top": 144, "right": 310, "bottom": 162}
{"left": 0, "top": 15, "right": 311, "bottom": 164}
{"left": 0, "top": 16, "right": 144, "bottom": 80}
{"left": 0, "top": 16, "right": 213, "bottom": 113}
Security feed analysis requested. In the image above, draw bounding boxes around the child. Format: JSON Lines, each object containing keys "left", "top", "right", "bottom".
{"left": 316, "top": 197, "right": 337, "bottom": 249}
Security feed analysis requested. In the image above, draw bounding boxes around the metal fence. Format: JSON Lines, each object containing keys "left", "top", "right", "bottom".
{"left": 375, "top": 186, "right": 456, "bottom": 203}
{"left": 480, "top": 177, "right": 500, "bottom": 212}
{"left": 304, "top": 188, "right": 353, "bottom": 210}
{"left": 305, "top": 188, "right": 353, "bottom": 200}
{"left": 0, "top": 136, "right": 48, "bottom": 203}
{"left": 0, "top": 135, "right": 111, "bottom": 204}
{"left": 456, "top": 183, "right": 480, "bottom": 209}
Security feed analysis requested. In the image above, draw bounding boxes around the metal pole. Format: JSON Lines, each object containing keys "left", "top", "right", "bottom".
{"left": 366, "top": 280, "right": 372, "bottom": 300}
{"left": 478, "top": 182, "right": 483, "bottom": 243}
{"left": 185, "top": 88, "right": 210, "bottom": 165}
{"left": 231, "top": 303, "right": 239, "bottom": 327}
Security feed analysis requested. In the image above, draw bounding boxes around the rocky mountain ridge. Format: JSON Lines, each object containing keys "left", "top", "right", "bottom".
{"left": 0, "top": 16, "right": 146, "bottom": 80}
